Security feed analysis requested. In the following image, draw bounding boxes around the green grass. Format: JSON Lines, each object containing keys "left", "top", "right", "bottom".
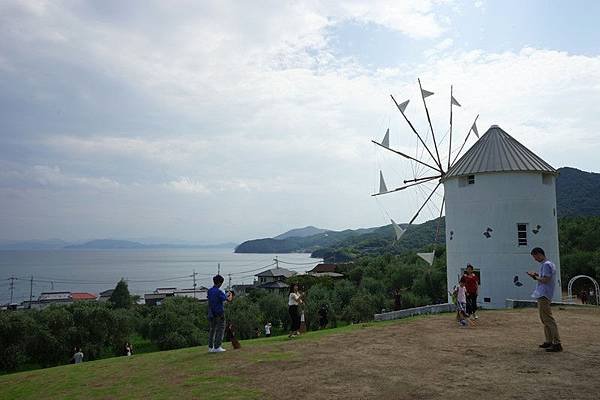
{"left": 0, "top": 315, "right": 436, "bottom": 400}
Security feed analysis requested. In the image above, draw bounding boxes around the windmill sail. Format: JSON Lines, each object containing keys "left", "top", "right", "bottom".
{"left": 421, "top": 89, "right": 434, "bottom": 98}
{"left": 397, "top": 99, "right": 409, "bottom": 113}
{"left": 379, "top": 171, "right": 388, "bottom": 194}
{"left": 391, "top": 219, "right": 405, "bottom": 241}
{"left": 381, "top": 129, "right": 390, "bottom": 148}
{"left": 417, "top": 251, "right": 435, "bottom": 266}
{"left": 471, "top": 119, "right": 479, "bottom": 138}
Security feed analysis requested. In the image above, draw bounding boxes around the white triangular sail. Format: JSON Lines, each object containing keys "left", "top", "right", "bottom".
{"left": 451, "top": 95, "right": 461, "bottom": 107}
{"left": 381, "top": 128, "right": 390, "bottom": 148}
{"left": 397, "top": 99, "right": 409, "bottom": 113}
{"left": 417, "top": 251, "right": 435, "bottom": 266}
{"left": 391, "top": 219, "right": 405, "bottom": 241}
{"left": 379, "top": 171, "right": 388, "bottom": 194}
{"left": 471, "top": 120, "right": 479, "bottom": 138}
{"left": 421, "top": 89, "right": 434, "bottom": 98}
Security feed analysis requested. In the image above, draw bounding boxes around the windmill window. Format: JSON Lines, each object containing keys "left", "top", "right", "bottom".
{"left": 467, "top": 175, "right": 475, "bottom": 184}
{"left": 517, "top": 223, "right": 528, "bottom": 246}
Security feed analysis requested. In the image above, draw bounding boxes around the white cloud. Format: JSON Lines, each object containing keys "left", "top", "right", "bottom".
{"left": 166, "top": 177, "right": 210, "bottom": 194}
{"left": 1, "top": 1, "right": 600, "bottom": 241}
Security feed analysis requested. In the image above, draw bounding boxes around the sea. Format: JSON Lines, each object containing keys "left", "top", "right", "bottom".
{"left": 0, "top": 249, "right": 320, "bottom": 305}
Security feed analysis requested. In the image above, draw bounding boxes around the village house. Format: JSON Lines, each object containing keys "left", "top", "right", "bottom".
{"left": 307, "top": 263, "right": 345, "bottom": 278}
{"left": 254, "top": 267, "right": 296, "bottom": 294}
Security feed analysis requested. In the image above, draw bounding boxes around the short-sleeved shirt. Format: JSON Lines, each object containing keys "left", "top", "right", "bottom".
{"left": 289, "top": 292, "right": 300, "bottom": 306}
{"left": 264, "top": 324, "right": 271, "bottom": 334}
{"left": 208, "top": 286, "right": 227, "bottom": 318}
{"left": 531, "top": 260, "right": 556, "bottom": 300}
{"left": 457, "top": 286, "right": 467, "bottom": 303}
{"left": 461, "top": 273, "right": 479, "bottom": 295}
{"left": 74, "top": 352, "right": 84, "bottom": 364}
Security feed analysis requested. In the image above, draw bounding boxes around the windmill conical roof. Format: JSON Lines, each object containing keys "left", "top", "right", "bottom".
{"left": 444, "top": 125, "right": 556, "bottom": 180}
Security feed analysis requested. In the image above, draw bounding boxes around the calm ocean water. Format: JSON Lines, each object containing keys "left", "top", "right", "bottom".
{"left": 0, "top": 249, "right": 319, "bottom": 304}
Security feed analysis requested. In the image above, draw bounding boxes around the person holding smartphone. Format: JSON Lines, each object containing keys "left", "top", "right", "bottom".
{"left": 207, "top": 274, "right": 233, "bottom": 353}
{"left": 527, "top": 247, "right": 562, "bottom": 352}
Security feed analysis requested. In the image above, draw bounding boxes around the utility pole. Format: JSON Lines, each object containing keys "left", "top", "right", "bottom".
{"left": 192, "top": 270, "right": 198, "bottom": 299}
{"left": 218, "top": 263, "right": 221, "bottom": 275}
{"left": 228, "top": 273, "right": 232, "bottom": 291}
{"left": 274, "top": 256, "right": 279, "bottom": 269}
{"left": 9, "top": 276, "right": 15, "bottom": 304}
{"left": 29, "top": 275, "right": 33, "bottom": 308}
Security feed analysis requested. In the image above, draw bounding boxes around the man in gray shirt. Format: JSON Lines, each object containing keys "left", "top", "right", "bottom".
{"left": 527, "top": 247, "right": 562, "bottom": 352}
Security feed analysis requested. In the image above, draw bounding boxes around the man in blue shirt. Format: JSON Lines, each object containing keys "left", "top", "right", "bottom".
{"left": 207, "top": 274, "right": 233, "bottom": 353}
{"left": 527, "top": 247, "right": 562, "bottom": 352}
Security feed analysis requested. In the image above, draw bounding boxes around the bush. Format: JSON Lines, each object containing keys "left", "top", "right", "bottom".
{"left": 146, "top": 297, "right": 207, "bottom": 350}
{"left": 225, "top": 296, "right": 263, "bottom": 340}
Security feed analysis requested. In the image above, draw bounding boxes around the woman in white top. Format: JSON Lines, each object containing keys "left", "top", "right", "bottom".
{"left": 288, "top": 284, "right": 302, "bottom": 337}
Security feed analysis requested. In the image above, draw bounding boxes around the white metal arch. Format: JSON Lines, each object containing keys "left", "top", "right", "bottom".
{"left": 567, "top": 275, "right": 600, "bottom": 305}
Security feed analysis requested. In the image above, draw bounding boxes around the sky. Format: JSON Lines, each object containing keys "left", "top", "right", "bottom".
{"left": 1, "top": 0, "right": 600, "bottom": 243}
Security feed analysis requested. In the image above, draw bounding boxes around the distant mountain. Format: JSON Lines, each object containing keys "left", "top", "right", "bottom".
{"left": 274, "top": 226, "right": 329, "bottom": 239}
{"left": 65, "top": 239, "right": 147, "bottom": 249}
{"left": 236, "top": 166, "right": 600, "bottom": 259}
{"left": 64, "top": 239, "right": 237, "bottom": 250}
{"left": 235, "top": 219, "right": 444, "bottom": 258}
{"left": 0, "top": 239, "right": 71, "bottom": 250}
{"left": 556, "top": 167, "right": 600, "bottom": 217}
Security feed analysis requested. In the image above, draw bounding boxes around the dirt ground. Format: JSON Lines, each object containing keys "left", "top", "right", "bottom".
{"left": 232, "top": 307, "right": 600, "bottom": 400}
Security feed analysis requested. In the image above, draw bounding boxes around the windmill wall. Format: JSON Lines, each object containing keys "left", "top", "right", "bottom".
{"left": 444, "top": 171, "right": 561, "bottom": 309}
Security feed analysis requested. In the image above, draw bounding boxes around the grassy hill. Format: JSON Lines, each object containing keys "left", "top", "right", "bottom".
{"left": 556, "top": 167, "right": 600, "bottom": 217}
{"left": 2, "top": 307, "right": 599, "bottom": 400}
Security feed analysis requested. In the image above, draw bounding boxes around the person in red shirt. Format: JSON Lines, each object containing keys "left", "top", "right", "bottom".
{"left": 460, "top": 264, "right": 479, "bottom": 319}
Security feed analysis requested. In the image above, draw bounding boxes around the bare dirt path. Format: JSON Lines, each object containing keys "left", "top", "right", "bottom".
{"left": 231, "top": 307, "right": 600, "bottom": 400}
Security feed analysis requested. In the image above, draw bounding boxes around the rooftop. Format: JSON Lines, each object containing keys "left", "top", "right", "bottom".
{"left": 255, "top": 267, "right": 296, "bottom": 278}
{"left": 444, "top": 125, "right": 557, "bottom": 180}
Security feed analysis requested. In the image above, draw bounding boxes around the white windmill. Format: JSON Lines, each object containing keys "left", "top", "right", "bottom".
{"left": 373, "top": 80, "right": 561, "bottom": 308}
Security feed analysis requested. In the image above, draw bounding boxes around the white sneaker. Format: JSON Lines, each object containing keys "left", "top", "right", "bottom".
{"left": 208, "top": 347, "right": 214, "bottom": 353}
{"left": 213, "top": 347, "right": 226, "bottom": 353}
{"left": 474, "top": 314, "right": 479, "bottom": 320}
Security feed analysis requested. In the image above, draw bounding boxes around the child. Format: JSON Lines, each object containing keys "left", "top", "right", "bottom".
{"left": 207, "top": 274, "right": 233, "bottom": 353}
{"left": 456, "top": 281, "right": 469, "bottom": 326}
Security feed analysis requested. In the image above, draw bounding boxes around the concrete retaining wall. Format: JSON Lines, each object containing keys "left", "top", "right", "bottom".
{"left": 374, "top": 303, "right": 454, "bottom": 321}
{"left": 505, "top": 298, "right": 580, "bottom": 308}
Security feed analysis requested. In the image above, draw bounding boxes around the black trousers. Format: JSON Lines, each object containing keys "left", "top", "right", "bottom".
{"left": 289, "top": 305, "right": 300, "bottom": 331}
{"left": 466, "top": 293, "right": 478, "bottom": 315}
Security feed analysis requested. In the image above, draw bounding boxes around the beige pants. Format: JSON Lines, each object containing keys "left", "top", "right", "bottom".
{"left": 537, "top": 297, "right": 561, "bottom": 344}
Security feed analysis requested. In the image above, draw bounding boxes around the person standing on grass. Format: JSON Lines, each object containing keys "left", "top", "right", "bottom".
{"left": 73, "top": 348, "right": 84, "bottom": 364}
{"left": 461, "top": 264, "right": 479, "bottom": 319}
{"left": 527, "top": 247, "right": 562, "bottom": 352}
{"left": 264, "top": 322, "right": 272, "bottom": 337}
{"left": 288, "top": 284, "right": 302, "bottom": 338}
{"left": 207, "top": 274, "right": 233, "bottom": 353}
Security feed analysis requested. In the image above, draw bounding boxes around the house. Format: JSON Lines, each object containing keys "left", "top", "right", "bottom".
{"left": 307, "top": 263, "right": 345, "bottom": 278}
{"left": 144, "top": 287, "right": 208, "bottom": 305}
{"left": 155, "top": 287, "right": 178, "bottom": 295}
{"left": 174, "top": 288, "right": 208, "bottom": 302}
{"left": 71, "top": 292, "right": 97, "bottom": 302}
{"left": 24, "top": 291, "right": 73, "bottom": 309}
{"left": 144, "top": 293, "right": 167, "bottom": 306}
{"left": 98, "top": 289, "right": 114, "bottom": 302}
{"left": 255, "top": 267, "right": 296, "bottom": 294}
{"left": 231, "top": 284, "right": 255, "bottom": 296}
